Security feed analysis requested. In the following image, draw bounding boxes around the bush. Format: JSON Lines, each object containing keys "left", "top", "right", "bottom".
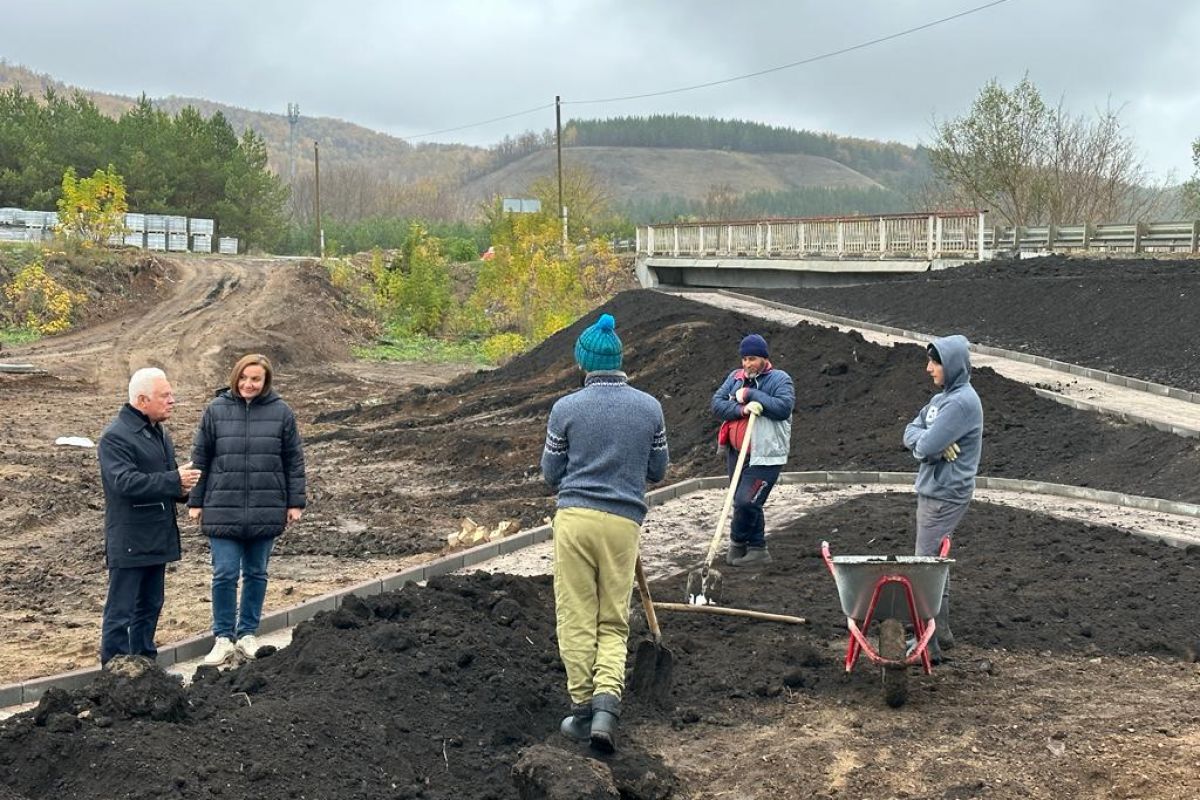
{"left": 481, "top": 332, "right": 528, "bottom": 364}
{"left": 1, "top": 259, "right": 85, "bottom": 334}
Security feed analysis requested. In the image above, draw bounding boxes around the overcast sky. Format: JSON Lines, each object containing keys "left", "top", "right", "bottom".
{"left": 2, "top": 0, "right": 1197, "bottom": 180}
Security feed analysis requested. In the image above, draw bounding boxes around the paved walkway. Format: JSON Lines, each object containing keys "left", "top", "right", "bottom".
{"left": 672, "top": 290, "right": 1200, "bottom": 436}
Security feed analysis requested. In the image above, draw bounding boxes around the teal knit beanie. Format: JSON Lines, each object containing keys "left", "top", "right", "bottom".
{"left": 575, "top": 313, "right": 623, "bottom": 372}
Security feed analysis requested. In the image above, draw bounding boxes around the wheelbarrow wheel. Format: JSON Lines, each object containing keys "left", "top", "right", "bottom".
{"left": 878, "top": 618, "right": 909, "bottom": 708}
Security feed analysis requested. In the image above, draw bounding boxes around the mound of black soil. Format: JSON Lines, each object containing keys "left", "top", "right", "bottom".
{"left": 302, "top": 289, "right": 1200, "bottom": 561}
{"left": 747, "top": 255, "right": 1200, "bottom": 391}
{"left": 4, "top": 494, "right": 1195, "bottom": 799}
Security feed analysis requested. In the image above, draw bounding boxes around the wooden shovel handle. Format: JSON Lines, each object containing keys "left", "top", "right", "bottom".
{"left": 653, "top": 601, "right": 806, "bottom": 625}
{"left": 702, "top": 411, "right": 757, "bottom": 570}
{"left": 634, "top": 556, "right": 663, "bottom": 641}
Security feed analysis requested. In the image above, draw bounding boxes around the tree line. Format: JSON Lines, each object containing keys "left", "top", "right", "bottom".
{"left": 563, "top": 114, "right": 929, "bottom": 189}
{"left": 0, "top": 88, "right": 287, "bottom": 250}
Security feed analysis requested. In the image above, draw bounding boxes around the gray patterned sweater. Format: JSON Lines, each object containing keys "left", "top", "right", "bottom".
{"left": 541, "top": 371, "right": 669, "bottom": 524}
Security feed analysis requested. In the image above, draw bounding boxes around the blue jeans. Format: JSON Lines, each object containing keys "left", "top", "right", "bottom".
{"left": 725, "top": 451, "right": 782, "bottom": 548}
{"left": 210, "top": 536, "right": 274, "bottom": 639}
{"left": 100, "top": 564, "right": 166, "bottom": 665}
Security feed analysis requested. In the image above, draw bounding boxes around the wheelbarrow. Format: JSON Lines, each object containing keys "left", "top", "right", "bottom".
{"left": 821, "top": 538, "right": 952, "bottom": 708}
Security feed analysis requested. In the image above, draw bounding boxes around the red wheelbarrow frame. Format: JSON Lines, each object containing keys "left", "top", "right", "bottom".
{"left": 821, "top": 537, "right": 951, "bottom": 676}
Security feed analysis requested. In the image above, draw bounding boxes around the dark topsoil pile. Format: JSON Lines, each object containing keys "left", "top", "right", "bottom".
{"left": 290, "top": 279, "right": 1200, "bottom": 560}
{"left": 3, "top": 494, "right": 1198, "bottom": 800}
{"left": 5, "top": 263, "right": 1200, "bottom": 798}
{"left": 746, "top": 254, "right": 1200, "bottom": 392}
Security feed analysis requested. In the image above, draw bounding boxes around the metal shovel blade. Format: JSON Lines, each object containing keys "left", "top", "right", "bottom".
{"left": 686, "top": 566, "right": 723, "bottom": 606}
{"left": 630, "top": 555, "right": 673, "bottom": 704}
{"left": 629, "top": 637, "right": 673, "bottom": 705}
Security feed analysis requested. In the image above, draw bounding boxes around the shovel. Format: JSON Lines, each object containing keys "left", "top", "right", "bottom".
{"left": 686, "top": 411, "right": 757, "bottom": 606}
{"left": 627, "top": 556, "right": 673, "bottom": 705}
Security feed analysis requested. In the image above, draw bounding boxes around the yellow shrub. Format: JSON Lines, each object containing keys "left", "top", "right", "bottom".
{"left": 482, "top": 332, "right": 528, "bottom": 364}
{"left": 2, "top": 260, "right": 85, "bottom": 334}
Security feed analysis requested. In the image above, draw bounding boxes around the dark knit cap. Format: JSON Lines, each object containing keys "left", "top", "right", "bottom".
{"left": 575, "top": 313, "right": 623, "bottom": 372}
{"left": 927, "top": 343, "right": 942, "bottom": 364}
{"left": 739, "top": 334, "right": 769, "bottom": 359}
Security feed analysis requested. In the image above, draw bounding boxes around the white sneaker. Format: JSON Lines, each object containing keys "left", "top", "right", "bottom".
{"left": 236, "top": 634, "right": 260, "bottom": 660}
{"left": 203, "top": 636, "right": 237, "bottom": 666}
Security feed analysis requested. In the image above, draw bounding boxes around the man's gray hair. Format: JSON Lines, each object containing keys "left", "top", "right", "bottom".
{"left": 128, "top": 367, "right": 168, "bottom": 405}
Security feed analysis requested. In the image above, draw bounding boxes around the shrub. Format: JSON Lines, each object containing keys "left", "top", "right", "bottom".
{"left": 2, "top": 259, "right": 85, "bottom": 334}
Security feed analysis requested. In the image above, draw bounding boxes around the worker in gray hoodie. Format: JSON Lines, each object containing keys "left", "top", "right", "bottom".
{"left": 902, "top": 334, "right": 983, "bottom": 662}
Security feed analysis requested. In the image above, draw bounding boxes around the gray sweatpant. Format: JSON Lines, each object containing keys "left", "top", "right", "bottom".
{"left": 915, "top": 495, "right": 970, "bottom": 645}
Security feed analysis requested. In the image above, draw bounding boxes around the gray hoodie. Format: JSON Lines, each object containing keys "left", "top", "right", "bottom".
{"left": 902, "top": 335, "right": 984, "bottom": 503}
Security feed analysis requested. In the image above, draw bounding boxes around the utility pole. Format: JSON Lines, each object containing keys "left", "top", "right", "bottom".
{"left": 286, "top": 103, "right": 300, "bottom": 183}
{"left": 556, "top": 95, "right": 567, "bottom": 253}
{"left": 314, "top": 140, "right": 324, "bottom": 258}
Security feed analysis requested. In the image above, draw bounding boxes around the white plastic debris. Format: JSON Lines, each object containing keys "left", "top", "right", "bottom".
{"left": 55, "top": 436, "right": 95, "bottom": 448}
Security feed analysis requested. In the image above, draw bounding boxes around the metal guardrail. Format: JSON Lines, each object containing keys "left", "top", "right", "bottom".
{"left": 986, "top": 221, "right": 1200, "bottom": 254}
{"left": 638, "top": 211, "right": 986, "bottom": 260}
{"left": 638, "top": 214, "right": 1200, "bottom": 260}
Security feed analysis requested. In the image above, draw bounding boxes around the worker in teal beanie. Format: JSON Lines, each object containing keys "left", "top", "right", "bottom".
{"left": 542, "top": 312, "right": 669, "bottom": 753}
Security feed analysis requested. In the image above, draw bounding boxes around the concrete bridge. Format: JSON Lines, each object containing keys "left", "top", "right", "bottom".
{"left": 635, "top": 210, "right": 986, "bottom": 289}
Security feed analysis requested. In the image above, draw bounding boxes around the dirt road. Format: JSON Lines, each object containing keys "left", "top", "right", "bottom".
{"left": 0, "top": 255, "right": 462, "bottom": 684}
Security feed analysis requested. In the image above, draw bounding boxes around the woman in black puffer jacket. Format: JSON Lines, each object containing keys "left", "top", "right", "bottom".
{"left": 188, "top": 353, "right": 306, "bottom": 666}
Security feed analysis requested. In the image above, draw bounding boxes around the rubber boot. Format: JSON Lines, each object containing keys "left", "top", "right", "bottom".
{"left": 731, "top": 545, "right": 772, "bottom": 566}
{"left": 589, "top": 693, "right": 621, "bottom": 754}
{"left": 934, "top": 598, "right": 955, "bottom": 651}
{"left": 559, "top": 702, "right": 591, "bottom": 743}
{"left": 725, "top": 540, "right": 747, "bottom": 566}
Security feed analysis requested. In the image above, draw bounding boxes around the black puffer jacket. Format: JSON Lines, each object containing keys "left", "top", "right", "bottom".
{"left": 188, "top": 388, "right": 306, "bottom": 540}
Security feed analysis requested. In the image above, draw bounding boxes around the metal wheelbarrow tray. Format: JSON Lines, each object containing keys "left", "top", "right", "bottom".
{"left": 821, "top": 539, "right": 953, "bottom": 707}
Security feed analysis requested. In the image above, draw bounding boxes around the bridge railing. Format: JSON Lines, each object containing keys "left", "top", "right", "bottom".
{"left": 638, "top": 213, "right": 1200, "bottom": 260}
{"left": 985, "top": 221, "right": 1200, "bottom": 254}
{"left": 637, "top": 211, "right": 986, "bottom": 260}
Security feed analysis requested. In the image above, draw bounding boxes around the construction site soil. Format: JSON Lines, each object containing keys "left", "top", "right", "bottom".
{"left": 2, "top": 254, "right": 1199, "bottom": 798}
{"left": 747, "top": 254, "right": 1200, "bottom": 392}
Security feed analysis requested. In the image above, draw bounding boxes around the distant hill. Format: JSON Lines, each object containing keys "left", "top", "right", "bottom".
{"left": 0, "top": 62, "right": 485, "bottom": 184}
{"left": 0, "top": 62, "right": 929, "bottom": 219}
{"left": 463, "top": 146, "right": 883, "bottom": 203}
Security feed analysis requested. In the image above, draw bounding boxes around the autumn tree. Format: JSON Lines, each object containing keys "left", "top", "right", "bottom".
{"left": 56, "top": 164, "right": 127, "bottom": 245}
{"left": 519, "top": 165, "right": 616, "bottom": 241}
{"left": 929, "top": 75, "right": 1148, "bottom": 226}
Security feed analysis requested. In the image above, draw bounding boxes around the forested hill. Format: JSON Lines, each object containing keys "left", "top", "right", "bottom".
{"left": 0, "top": 62, "right": 484, "bottom": 183}
{"left": 1, "top": 62, "right": 931, "bottom": 220}
{"left": 564, "top": 115, "right": 932, "bottom": 192}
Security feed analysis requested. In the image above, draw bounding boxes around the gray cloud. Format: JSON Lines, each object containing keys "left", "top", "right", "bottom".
{"left": 2, "top": 0, "right": 1197, "bottom": 179}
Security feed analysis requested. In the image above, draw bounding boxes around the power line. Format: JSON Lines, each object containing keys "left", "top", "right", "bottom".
{"left": 566, "top": 0, "right": 1012, "bottom": 106}
{"left": 399, "top": 0, "right": 1011, "bottom": 141}
{"left": 399, "top": 102, "right": 555, "bottom": 141}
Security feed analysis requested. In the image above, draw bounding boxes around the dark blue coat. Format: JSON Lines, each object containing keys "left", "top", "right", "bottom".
{"left": 98, "top": 404, "right": 185, "bottom": 569}
{"left": 187, "top": 388, "right": 306, "bottom": 540}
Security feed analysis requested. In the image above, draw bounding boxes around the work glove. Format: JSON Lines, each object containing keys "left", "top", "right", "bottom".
{"left": 942, "top": 442, "right": 960, "bottom": 462}
{"left": 744, "top": 401, "right": 764, "bottom": 417}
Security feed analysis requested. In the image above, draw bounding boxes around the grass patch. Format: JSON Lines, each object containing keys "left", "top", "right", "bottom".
{"left": 0, "top": 327, "right": 40, "bottom": 345}
{"left": 355, "top": 334, "right": 490, "bottom": 365}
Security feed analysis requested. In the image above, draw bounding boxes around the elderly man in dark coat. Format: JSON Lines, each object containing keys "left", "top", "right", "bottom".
{"left": 97, "top": 367, "right": 200, "bottom": 665}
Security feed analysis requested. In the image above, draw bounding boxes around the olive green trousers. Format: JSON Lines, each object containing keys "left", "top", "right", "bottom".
{"left": 552, "top": 506, "right": 640, "bottom": 704}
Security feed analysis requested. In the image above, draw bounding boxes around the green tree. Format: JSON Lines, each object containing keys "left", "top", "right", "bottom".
{"left": 215, "top": 129, "right": 289, "bottom": 252}
{"left": 378, "top": 223, "right": 452, "bottom": 336}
